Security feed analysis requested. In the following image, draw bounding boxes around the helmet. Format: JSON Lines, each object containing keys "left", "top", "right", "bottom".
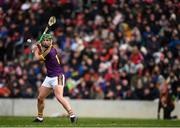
{"left": 39, "top": 34, "right": 53, "bottom": 43}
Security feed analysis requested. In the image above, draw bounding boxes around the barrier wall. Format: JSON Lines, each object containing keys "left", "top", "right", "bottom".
{"left": 0, "top": 98, "right": 180, "bottom": 119}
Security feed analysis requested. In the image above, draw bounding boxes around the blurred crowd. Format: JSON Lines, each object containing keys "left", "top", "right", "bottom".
{"left": 0, "top": 0, "right": 180, "bottom": 100}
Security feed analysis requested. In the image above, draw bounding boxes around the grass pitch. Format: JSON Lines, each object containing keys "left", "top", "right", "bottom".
{"left": 0, "top": 116, "right": 180, "bottom": 127}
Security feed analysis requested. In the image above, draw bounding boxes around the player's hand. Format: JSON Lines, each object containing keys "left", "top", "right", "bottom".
{"left": 31, "top": 44, "right": 38, "bottom": 53}
{"left": 36, "top": 43, "right": 42, "bottom": 53}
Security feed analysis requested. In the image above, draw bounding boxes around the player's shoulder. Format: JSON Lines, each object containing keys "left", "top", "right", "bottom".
{"left": 49, "top": 46, "right": 57, "bottom": 54}
{"left": 52, "top": 45, "right": 62, "bottom": 57}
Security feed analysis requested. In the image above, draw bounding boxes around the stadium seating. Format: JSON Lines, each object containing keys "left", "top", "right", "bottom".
{"left": 0, "top": 0, "right": 179, "bottom": 100}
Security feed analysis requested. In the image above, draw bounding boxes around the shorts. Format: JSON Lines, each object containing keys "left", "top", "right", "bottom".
{"left": 42, "top": 74, "right": 65, "bottom": 89}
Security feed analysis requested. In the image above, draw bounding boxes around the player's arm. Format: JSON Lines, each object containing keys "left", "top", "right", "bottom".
{"left": 32, "top": 44, "right": 45, "bottom": 61}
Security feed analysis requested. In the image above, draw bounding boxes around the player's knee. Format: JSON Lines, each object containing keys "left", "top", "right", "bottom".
{"left": 37, "top": 96, "right": 44, "bottom": 102}
{"left": 55, "top": 94, "right": 64, "bottom": 102}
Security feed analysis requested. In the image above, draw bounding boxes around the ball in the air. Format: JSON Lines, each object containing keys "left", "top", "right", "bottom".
{"left": 27, "top": 39, "right": 32, "bottom": 43}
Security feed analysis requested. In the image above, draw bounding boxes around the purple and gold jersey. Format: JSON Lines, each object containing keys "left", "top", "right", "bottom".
{"left": 41, "top": 45, "right": 63, "bottom": 77}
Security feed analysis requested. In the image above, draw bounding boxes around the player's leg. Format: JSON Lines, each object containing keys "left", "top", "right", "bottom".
{"left": 54, "top": 85, "right": 74, "bottom": 115}
{"left": 34, "top": 85, "right": 52, "bottom": 122}
{"left": 37, "top": 86, "right": 52, "bottom": 118}
{"left": 53, "top": 75, "right": 77, "bottom": 123}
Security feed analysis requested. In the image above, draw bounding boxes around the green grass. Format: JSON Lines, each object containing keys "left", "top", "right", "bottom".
{"left": 0, "top": 116, "right": 180, "bottom": 127}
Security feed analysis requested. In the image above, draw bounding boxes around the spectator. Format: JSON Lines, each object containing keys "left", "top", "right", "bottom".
{"left": 0, "top": 0, "right": 179, "bottom": 101}
{"left": 157, "top": 82, "right": 177, "bottom": 120}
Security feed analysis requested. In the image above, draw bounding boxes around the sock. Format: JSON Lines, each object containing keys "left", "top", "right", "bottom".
{"left": 68, "top": 109, "right": 74, "bottom": 117}
{"left": 38, "top": 112, "right": 43, "bottom": 118}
